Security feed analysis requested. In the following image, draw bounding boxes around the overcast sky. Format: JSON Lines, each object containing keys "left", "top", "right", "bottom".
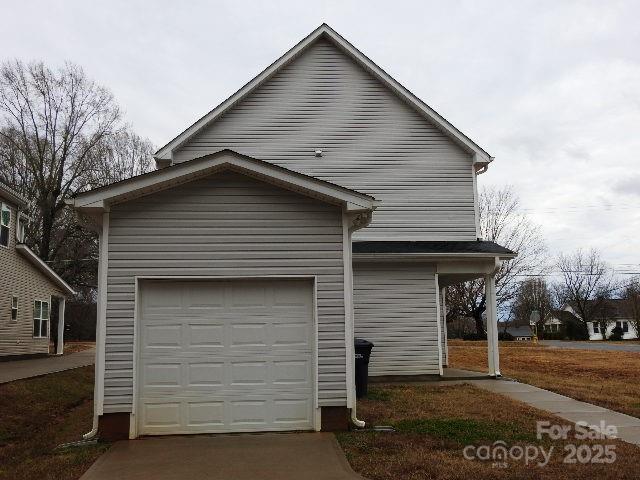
{"left": 4, "top": 0, "right": 639, "bottom": 278}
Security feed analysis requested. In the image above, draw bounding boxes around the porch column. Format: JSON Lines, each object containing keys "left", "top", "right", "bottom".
{"left": 56, "top": 297, "right": 66, "bottom": 355}
{"left": 485, "top": 273, "right": 501, "bottom": 377}
{"left": 441, "top": 287, "right": 448, "bottom": 367}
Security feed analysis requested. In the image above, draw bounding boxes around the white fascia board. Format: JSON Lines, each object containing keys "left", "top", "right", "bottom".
{"left": 71, "top": 151, "right": 376, "bottom": 212}
{"left": 154, "top": 24, "right": 493, "bottom": 164}
{"left": 352, "top": 252, "right": 516, "bottom": 262}
{"left": 15, "top": 244, "right": 75, "bottom": 296}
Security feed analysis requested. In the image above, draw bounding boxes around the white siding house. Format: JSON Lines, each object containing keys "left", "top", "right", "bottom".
{"left": 1, "top": 181, "right": 75, "bottom": 357}
{"left": 69, "top": 24, "right": 514, "bottom": 440}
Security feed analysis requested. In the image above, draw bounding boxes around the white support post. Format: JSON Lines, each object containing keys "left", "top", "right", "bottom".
{"left": 56, "top": 297, "right": 66, "bottom": 355}
{"left": 434, "top": 274, "right": 443, "bottom": 376}
{"left": 441, "top": 287, "right": 448, "bottom": 367}
{"left": 485, "top": 273, "right": 501, "bottom": 377}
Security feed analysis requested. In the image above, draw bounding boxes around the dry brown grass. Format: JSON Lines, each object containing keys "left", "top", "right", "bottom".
{"left": 0, "top": 366, "right": 109, "bottom": 480}
{"left": 338, "top": 383, "right": 640, "bottom": 480}
{"left": 63, "top": 342, "right": 95, "bottom": 355}
{"left": 448, "top": 340, "right": 640, "bottom": 418}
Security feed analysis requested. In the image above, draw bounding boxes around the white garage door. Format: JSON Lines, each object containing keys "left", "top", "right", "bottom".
{"left": 137, "top": 279, "right": 315, "bottom": 435}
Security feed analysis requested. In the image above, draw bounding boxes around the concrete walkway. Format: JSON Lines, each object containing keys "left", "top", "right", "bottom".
{"left": 461, "top": 376, "right": 640, "bottom": 445}
{"left": 80, "top": 433, "right": 364, "bottom": 480}
{"left": 541, "top": 340, "right": 640, "bottom": 352}
{"left": 0, "top": 348, "right": 95, "bottom": 384}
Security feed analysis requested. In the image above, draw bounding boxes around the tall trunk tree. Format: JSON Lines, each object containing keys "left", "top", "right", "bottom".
{"left": 511, "top": 277, "right": 554, "bottom": 338}
{"left": 446, "top": 186, "right": 547, "bottom": 336}
{"left": 555, "top": 249, "right": 617, "bottom": 336}
{"left": 0, "top": 60, "right": 120, "bottom": 261}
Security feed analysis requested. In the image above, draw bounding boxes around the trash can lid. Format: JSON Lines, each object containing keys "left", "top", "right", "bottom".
{"left": 354, "top": 338, "right": 374, "bottom": 347}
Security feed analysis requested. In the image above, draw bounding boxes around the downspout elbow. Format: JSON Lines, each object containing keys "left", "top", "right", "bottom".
{"left": 351, "top": 408, "right": 365, "bottom": 428}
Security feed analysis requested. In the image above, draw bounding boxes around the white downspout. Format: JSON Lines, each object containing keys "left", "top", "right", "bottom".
{"left": 84, "top": 211, "right": 109, "bottom": 439}
{"left": 344, "top": 211, "right": 369, "bottom": 428}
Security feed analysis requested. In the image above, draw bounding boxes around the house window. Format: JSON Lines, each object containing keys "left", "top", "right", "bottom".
{"left": 592, "top": 323, "right": 600, "bottom": 334}
{"left": 617, "top": 321, "right": 629, "bottom": 333}
{"left": 33, "top": 300, "right": 49, "bottom": 338}
{"left": 0, "top": 203, "right": 10, "bottom": 247}
{"left": 11, "top": 296, "right": 18, "bottom": 321}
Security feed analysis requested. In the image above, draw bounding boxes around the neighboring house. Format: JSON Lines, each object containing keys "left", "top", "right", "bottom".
{"left": 0, "top": 181, "right": 75, "bottom": 358}
{"left": 504, "top": 326, "right": 533, "bottom": 341}
{"left": 67, "top": 24, "right": 514, "bottom": 440}
{"left": 545, "top": 303, "right": 638, "bottom": 341}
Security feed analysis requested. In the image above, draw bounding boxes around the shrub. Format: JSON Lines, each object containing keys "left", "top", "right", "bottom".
{"left": 609, "top": 325, "right": 624, "bottom": 341}
{"left": 498, "top": 331, "right": 514, "bottom": 341}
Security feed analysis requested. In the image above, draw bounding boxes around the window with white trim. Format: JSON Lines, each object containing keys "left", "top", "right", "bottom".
{"left": 11, "top": 296, "right": 18, "bottom": 321}
{"left": 617, "top": 321, "right": 629, "bottom": 333}
{"left": 592, "top": 323, "right": 600, "bottom": 334}
{"left": 33, "top": 300, "right": 49, "bottom": 338}
{"left": 0, "top": 203, "right": 10, "bottom": 247}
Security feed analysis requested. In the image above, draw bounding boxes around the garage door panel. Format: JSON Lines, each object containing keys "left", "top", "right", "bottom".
{"left": 187, "top": 401, "right": 224, "bottom": 427}
{"left": 143, "top": 325, "right": 182, "bottom": 348}
{"left": 142, "top": 403, "right": 181, "bottom": 428}
{"left": 142, "top": 363, "right": 182, "bottom": 387}
{"left": 187, "top": 324, "right": 224, "bottom": 347}
{"left": 138, "top": 279, "right": 315, "bottom": 435}
{"left": 187, "top": 362, "right": 224, "bottom": 386}
{"left": 230, "top": 323, "right": 268, "bottom": 346}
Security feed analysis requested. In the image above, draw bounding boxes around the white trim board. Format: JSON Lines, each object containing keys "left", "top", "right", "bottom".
{"left": 154, "top": 24, "right": 493, "bottom": 166}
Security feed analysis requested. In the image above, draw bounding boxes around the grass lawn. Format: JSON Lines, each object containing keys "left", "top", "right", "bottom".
{"left": 63, "top": 342, "right": 96, "bottom": 355}
{"left": 0, "top": 366, "right": 109, "bottom": 480}
{"left": 338, "top": 383, "right": 640, "bottom": 480}
{"left": 448, "top": 340, "right": 640, "bottom": 418}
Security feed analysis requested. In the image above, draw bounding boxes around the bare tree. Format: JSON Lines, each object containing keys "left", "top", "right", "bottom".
{"left": 555, "top": 249, "right": 617, "bottom": 337}
{"left": 85, "top": 128, "right": 155, "bottom": 187}
{"left": 621, "top": 277, "right": 640, "bottom": 340}
{"left": 0, "top": 60, "right": 120, "bottom": 261}
{"left": 510, "top": 277, "right": 554, "bottom": 337}
{"left": 446, "top": 186, "right": 547, "bottom": 336}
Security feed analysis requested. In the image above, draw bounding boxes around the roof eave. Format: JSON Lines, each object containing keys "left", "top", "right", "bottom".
{"left": 15, "top": 244, "right": 75, "bottom": 296}
{"left": 71, "top": 151, "right": 377, "bottom": 214}
{"left": 352, "top": 252, "right": 517, "bottom": 261}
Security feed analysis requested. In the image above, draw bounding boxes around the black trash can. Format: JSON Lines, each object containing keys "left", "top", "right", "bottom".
{"left": 354, "top": 338, "right": 374, "bottom": 398}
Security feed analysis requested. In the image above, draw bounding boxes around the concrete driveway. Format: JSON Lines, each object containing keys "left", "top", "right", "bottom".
{"left": 0, "top": 348, "right": 95, "bottom": 383}
{"left": 80, "top": 433, "right": 364, "bottom": 480}
{"left": 541, "top": 340, "right": 640, "bottom": 353}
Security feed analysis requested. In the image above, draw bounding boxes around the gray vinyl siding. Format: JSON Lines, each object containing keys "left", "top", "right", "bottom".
{"left": 353, "top": 262, "right": 439, "bottom": 376}
{"left": 0, "top": 197, "right": 63, "bottom": 356}
{"left": 104, "top": 171, "right": 346, "bottom": 412}
{"left": 173, "top": 38, "right": 477, "bottom": 241}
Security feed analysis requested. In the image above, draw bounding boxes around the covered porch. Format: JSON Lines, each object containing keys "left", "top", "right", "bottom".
{"left": 352, "top": 240, "right": 516, "bottom": 378}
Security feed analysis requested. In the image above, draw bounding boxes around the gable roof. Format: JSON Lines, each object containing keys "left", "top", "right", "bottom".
{"left": 154, "top": 24, "right": 493, "bottom": 168}
{"left": 505, "top": 326, "right": 533, "bottom": 338}
{"left": 68, "top": 149, "right": 378, "bottom": 213}
{"left": 15, "top": 244, "right": 75, "bottom": 296}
